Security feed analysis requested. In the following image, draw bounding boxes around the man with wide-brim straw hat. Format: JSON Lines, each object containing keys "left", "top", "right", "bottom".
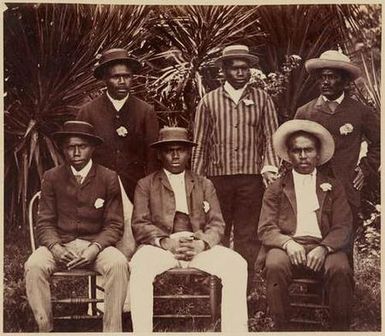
{"left": 25, "top": 120, "right": 129, "bottom": 332}
{"left": 77, "top": 47, "right": 159, "bottom": 202}
{"left": 192, "top": 44, "right": 280, "bottom": 295}
{"left": 129, "top": 126, "right": 249, "bottom": 333}
{"left": 258, "top": 119, "right": 353, "bottom": 331}
{"left": 295, "top": 50, "right": 380, "bottom": 233}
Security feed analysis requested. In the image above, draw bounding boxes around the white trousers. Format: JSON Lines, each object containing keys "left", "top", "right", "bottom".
{"left": 25, "top": 239, "right": 129, "bottom": 332}
{"left": 129, "top": 243, "right": 249, "bottom": 333}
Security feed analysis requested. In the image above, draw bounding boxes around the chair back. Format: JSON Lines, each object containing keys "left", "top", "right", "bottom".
{"left": 28, "top": 191, "right": 41, "bottom": 252}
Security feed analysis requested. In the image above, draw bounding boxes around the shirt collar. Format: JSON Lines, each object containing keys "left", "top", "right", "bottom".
{"left": 71, "top": 159, "right": 93, "bottom": 178}
{"left": 224, "top": 81, "right": 247, "bottom": 96}
{"left": 292, "top": 168, "right": 317, "bottom": 180}
{"left": 106, "top": 91, "right": 129, "bottom": 111}
{"left": 163, "top": 168, "right": 185, "bottom": 180}
{"left": 321, "top": 92, "right": 345, "bottom": 104}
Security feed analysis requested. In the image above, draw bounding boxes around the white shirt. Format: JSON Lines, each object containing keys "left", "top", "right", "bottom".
{"left": 224, "top": 81, "right": 246, "bottom": 104}
{"left": 107, "top": 91, "right": 129, "bottom": 112}
{"left": 70, "top": 159, "right": 93, "bottom": 184}
{"left": 292, "top": 169, "right": 322, "bottom": 239}
{"left": 164, "top": 169, "right": 189, "bottom": 214}
{"left": 321, "top": 91, "right": 345, "bottom": 104}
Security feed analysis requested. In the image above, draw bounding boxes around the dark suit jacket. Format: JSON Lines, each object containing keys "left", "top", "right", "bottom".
{"left": 295, "top": 96, "right": 380, "bottom": 207}
{"left": 132, "top": 170, "right": 225, "bottom": 248}
{"left": 77, "top": 92, "right": 159, "bottom": 199}
{"left": 37, "top": 163, "right": 124, "bottom": 249}
{"left": 257, "top": 171, "right": 352, "bottom": 266}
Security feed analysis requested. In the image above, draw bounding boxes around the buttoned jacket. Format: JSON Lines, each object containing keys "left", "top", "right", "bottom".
{"left": 37, "top": 163, "right": 124, "bottom": 249}
{"left": 77, "top": 92, "right": 159, "bottom": 197}
{"left": 295, "top": 96, "right": 380, "bottom": 207}
{"left": 258, "top": 171, "right": 352, "bottom": 260}
{"left": 132, "top": 170, "right": 225, "bottom": 248}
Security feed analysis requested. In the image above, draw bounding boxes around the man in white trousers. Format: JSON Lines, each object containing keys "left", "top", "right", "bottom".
{"left": 129, "top": 127, "right": 249, "bottom": 332}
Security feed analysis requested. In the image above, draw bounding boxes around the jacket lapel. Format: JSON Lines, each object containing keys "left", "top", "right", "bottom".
{"left": 159, "top": 170, "right": 173, "bottom": 192}
{"left": 282, "top": 172, "right": 297, "bottom": 216}
{"left": 184, "top": 170, "right": 195, "bottom": 215}
{"left": 80, "top": 162, "right": 96, "bottom": 189}
{"left": 315, "top": 173, "right": 328, "bottom": 223}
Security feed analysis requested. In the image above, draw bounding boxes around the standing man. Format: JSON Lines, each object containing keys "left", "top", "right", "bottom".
{"left": 192, "top": 45, "right": 280, "bottom": 291}
{"left": 77, "top": 48, "right": 159, "bottom": 201}
{"left": 130, "top": 127, "right": 248, "bottom": 333}
{"left": 295, "top": 50, "right": 380, "bottom": 230}
{"left": 258, "top": 120, "right": 353, "bottom": 331}
{"left": 25, "top": 121, "right": 129, "bottom": 332}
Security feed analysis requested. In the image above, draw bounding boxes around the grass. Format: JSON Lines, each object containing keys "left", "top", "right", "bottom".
{"left": 3, "top": 227, "right": 381, "bottom": 332}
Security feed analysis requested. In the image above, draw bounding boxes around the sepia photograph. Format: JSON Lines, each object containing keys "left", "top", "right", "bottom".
{"left": 3, "top": 2, "right": 381, "bottom": 333}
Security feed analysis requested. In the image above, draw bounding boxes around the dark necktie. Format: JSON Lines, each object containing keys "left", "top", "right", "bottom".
{"left": 326, "top": 100, "right": 338, "bottom": 112}
{"left": 75, "top": 174, "right": 83, "bottom": 185}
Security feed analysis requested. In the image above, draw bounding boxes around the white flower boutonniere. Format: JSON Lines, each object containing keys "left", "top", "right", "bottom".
{"left": 116, "top": 126, "right": 128, "bottom": 137}
{"left": 339, "top": 123, "right": 353, "bottom": 135}
{"left": 243, "top": 99, "right": 255, "bottom": 106}
{"left": 203, "top": 201, "right": 210, "bottom": 213}
{"left": 320, "top": 183, "right": 332, "bottom": 192}
{"left": 94, "top": 198, "right": 105, "bottom": 209}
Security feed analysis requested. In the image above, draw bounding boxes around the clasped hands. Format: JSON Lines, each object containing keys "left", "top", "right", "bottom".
{"left": 160, "top": 236, "right": 205, "bottom": 261}
{"left": 285, "top": 240, "right": 328, "bottom": 272}
{"left": 51, "top": 243, "right": 100, "bottom": 270}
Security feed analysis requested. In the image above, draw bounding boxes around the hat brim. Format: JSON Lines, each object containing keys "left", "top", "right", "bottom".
{"left": 53, "top": 131, "right": 104, "bottom": 146}
{"left": 150, "top": 139, "right": 198, "bottom": 148}
{"left": 305, "top": 59, "right": 361, "bottom": 80}
{"left": 273, "top": 119, "right": 335, "bottom": 165}
{"left": 94, "top": 58, "right": 142, "bottom": 79}
{"left": 215, "top": 54, "right": 259, "bottom": 67}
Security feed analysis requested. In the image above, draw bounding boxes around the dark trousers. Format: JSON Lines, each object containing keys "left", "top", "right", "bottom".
{"left": 210, "top": 174, "right": 264, "bottom": 292}
{"left": 264, "top": 247, "right": 354, "bottom": 331}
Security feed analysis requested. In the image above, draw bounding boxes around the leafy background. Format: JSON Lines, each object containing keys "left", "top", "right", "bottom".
{"left": 3, "top": 3, "right": 381, "bottom": 332}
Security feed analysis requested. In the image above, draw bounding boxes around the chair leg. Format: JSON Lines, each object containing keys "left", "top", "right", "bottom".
{"left": 90, "top": 275, "right": 97, "bottom": 316}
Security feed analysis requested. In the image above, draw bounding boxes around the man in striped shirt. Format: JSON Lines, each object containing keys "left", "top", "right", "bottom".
{"left": 192, "top": 45, "right": 280, "bottom": 293}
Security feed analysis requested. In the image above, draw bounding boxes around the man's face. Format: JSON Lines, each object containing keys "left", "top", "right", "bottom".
{"left": 223, "top": 59, "right": 251, "bottom": 89}
{"left": 287, "top": 134, "right": 320, "bottom": 174}
{"left": 318, "top": 68, "right": 348, "bottom": 101}
{"left": 103, "top": 63, "right": 133, "bottom": 100}
{"left": 63, "top": 136, "right": 95, "bottom": 171}
{"left": 158, "top": 143, "right": 191, "bottom": 174}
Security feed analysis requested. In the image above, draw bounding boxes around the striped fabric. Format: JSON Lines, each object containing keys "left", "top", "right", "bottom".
{"left": 191, "top": 85, "right": 280, "bottom": 176}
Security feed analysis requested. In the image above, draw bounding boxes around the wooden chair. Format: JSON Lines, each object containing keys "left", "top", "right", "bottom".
{"left": 288, "top": 276, "right": 329, "bottom": 329}
{"left": 28, "top": 191, "right": 104, "bottom": 322}
{"left": 153, "top": 267, "right": 222, "bottom": 331}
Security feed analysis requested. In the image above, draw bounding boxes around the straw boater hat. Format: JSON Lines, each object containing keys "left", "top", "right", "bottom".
{"left": 93, "top": 48, "right": 142, "bottom": 79}
{"left": 53, "top": 121, "right": 104, "bottom": 145}
{"left": 150, "top": 127, "right": 197, "bottom": 148}
{"left": 273, "top": 119, "right": 335, "bottom": 165}
{"left": 305, "top": 50, "right": 361, "bottom": 80}
{"left": 215, "top": 45, "right": 259, "bottom": 67}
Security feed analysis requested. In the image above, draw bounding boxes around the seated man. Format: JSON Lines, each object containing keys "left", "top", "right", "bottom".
{"left": 258, "top": 119, "right": 353, "bottom": 331}
{"left": 129, "top": 127, "right": 248, "bottom": 333}
{"left": 24, "top": 121, "right": 129, "bottom": 332}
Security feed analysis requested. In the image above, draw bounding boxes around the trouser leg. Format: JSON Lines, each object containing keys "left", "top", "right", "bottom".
{"left": 93, "top": 246, "right": 129, "bottom": 332}
{"left": 209, "top": 175, "right": 235, "bottom": 247}
{"left": 263, "top": 248, "right": 292, "bottom": 329}
{"left": 129, "top": 245, "right": 179, "bottom": 332}
{"left": 24, "top": 246, "right": 57, "bottom": 332}
{"left": 233, "top": 174, "right": 264, "bottom": 292}
{"left": 324, "top": 252, "right": 354, "bottom": 331}
{"left": 189, "top": 245, "right": 248, "bottom": 332}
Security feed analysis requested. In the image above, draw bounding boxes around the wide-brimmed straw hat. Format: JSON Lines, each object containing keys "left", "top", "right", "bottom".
{"left": 273, "top": 119, "right": 335, "bottom": 165}
{"left": 93, "top": 48, "right": 142, "bottom": 79}
{"left": 215, "top": 45, "right": 259, "bottom": 67}
{"left": 150, "top": 127, "right": 197, "bottom": 148}
{"left": 305, "top": 50, "right": 361, "bottom": 80}
{"left": 53, "top": 121, "right": 104, "bottom": 145}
